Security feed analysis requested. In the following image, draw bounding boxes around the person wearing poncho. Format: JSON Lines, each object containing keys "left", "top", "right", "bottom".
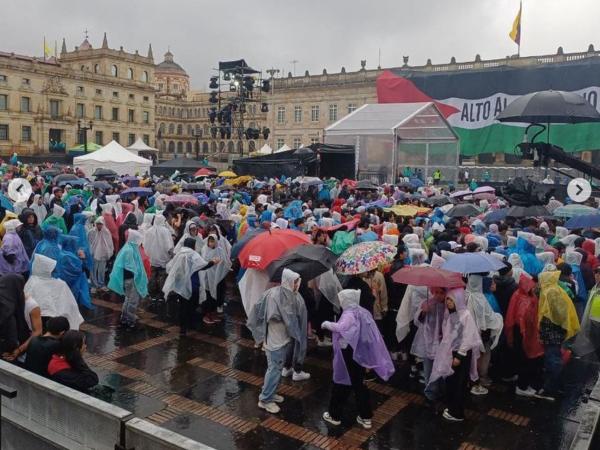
{"left": 514, "top": 236, "right": 543, "bottom": 277}
{"left": 199, "top": 233, "right": 231, "bottom": 325}
{"left": 88, "top": 217, "right": 114, "bottom": 290}
{"left": 59, "top": 235, "right": 93, "bottom": 310}
{"left": 573, "top": 267, "right": 600, "bottom": 360}
{"left": 0, "top": 219, "right": 29, "bottom": 275}
{"left": 101, "top": 203, "right": 119, "bottom": 252}
{"left": 174, "top": 220, "right": 204, "bottom": 254}
{"left": 537, "top": 271, "right": 580, "bottom": 398}
{"left": 247, "top": 269, "right": 308, "bottom": 414}
{"left": 143, "top": 214, "right": 174, "bottom": 302}
{"left": 69, "top": 213, "right": 93, "bottom": 273}
{"left": 321, "top": 289, "right": 394, "bottom": 429}
{"left": 24, "top": 254, "right": 84, "bottom": 330}
{"left": 429, "top": 288, "right": 482, "bottom": 422}
{"left": 42, "top": 204, "right": 68, "bottom": 234}
{"left": 108, "top": 230, "right": 148, "bottom": 328}
{"left": 18, "top": 208, "right": 43, "bottom": 258}
{"left": 564, "top": 251, "right": 588, "bottom": 305}
{"left": 32, "top": 226, "right": 63, "bottom": 277}
{"left": 30, "top": 194, "right": 47, "bottom": 225}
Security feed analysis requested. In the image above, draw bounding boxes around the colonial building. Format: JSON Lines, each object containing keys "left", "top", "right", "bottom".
{"left": 0, "top": 33, "right": 155, "bottom": 156}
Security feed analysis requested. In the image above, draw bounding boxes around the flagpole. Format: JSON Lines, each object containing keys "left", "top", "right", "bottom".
{"left": 43, "top": 36, "right": 46, "bottom": 61}
{"left": 518, "top": 0, "right": 522, "bottom": 57}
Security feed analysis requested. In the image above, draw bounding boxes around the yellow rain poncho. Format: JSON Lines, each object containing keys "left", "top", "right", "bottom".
{"left": 538, "top": 271, "right": 580, "bottom": 340}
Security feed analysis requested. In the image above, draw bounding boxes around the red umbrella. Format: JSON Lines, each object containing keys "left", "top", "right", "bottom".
{"left": 194, "top": 167, "right": 216, "bottom": 177}
{"left": 238, "top": 229, "right": 311, "bottom": 270}
{"left": 392, "top": 266, "right": 464, "bottom": 288}
{"left": 165, "top": 194, "right": 199, "bottom": 205}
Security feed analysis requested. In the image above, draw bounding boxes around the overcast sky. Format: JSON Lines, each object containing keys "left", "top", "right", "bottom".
{"left": 1, "top": 0, "right": 598, "bottom": 90}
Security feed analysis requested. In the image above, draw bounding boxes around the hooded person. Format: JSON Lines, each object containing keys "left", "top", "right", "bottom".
{"left": 247, "top": 269, "right": 308, "bottom": 414}
{"left": 0, "top": 219, "right": 29, "bottom": 275}
{"left": 581, "top": 239, "right": 600, "bottom": 271}
{"left": 24, "top": 254, "right": 84, "bottom": 329}
{"left": 565, "top": 251, "right": 588, "bottom": 305}
{"left": 514, "top": 236, "right": 544, "bottom": 277}
{"left": 87, "top": 217, "right": 114, "bottom": 290}
{"left": 59, "top": 235, "right": 93, "bottom": 310}
{"left": 174, "top": 220, "right": 204, "bottom": 254}
{"left": 321, "top": 289, "right": 395, "bottom": 429}
{"left": 30, "top": 194, "right": 47, "bottom": 225}
{"left": 199, "top": 233, "right": 232, "bottom": 325}
{"left": 143, "top": 214, "right": 174, "bottom": 302}
{"left": 429, "top": 288, "right": 482, "bottom": 422}
{"left": 507, "top": 253, "right": 533, "bottom": 285}
{"left": 139, "top": 213, "right": 155, "bottom": 236}
{"left": 101, "top": 203, "right": 119, "bottom": 252}
{"left": 573, "top": 267, "right": 600, "bottom": 359}
{"left": 42, "top": 204, "right": 67, "bottom": 234}
{"left": 505, "top": 274, "right": 545, "bottom": 397}
{"left": 32, "top": 225, "right": 63, "bottom": 278}
{"left": 18, "top": 208, "right": 43, "bottom": 258}
{"left": 108, "top": 230, "right": 148, "bottom": 328}
{"left": 551, "top": 226, "right": 569, "bottom": 245}
{"left": 118, "top": 210, "right": 138, "bottom": 250}
{"left": 69, "top": 213, "right": 93, "bottom": 273}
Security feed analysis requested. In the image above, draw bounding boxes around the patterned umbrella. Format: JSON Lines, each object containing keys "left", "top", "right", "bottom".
{"left": 165, "top": 194, "right": 199, "bottom": 205}
{"left": 335, "top": 241, "right": 397, "bottom": 275}
{"left": 553, "top": 204, "right": 598, "bottom": 218}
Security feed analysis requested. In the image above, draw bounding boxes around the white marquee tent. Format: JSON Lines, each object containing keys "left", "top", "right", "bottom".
{"left": 274, "top": 144, "right": 291, "bottom": 153}
{"left": 73, "top": 140, "right": 152, "bottom": 177}
{"left": 127, "top": 137, "right": 159, "bottom": 156}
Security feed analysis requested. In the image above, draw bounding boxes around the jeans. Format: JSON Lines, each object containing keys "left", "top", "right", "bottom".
{"left": 91, "top": 259, "right": 107, "bottom": 288}
{"left": 259, "top": 342, "right": 292, "bottom": 403}
{"left": 423, "top": 358, "right": 440, "bottom": 401}
{"left": 121, "top": 279, "right": 141, "bottom": 324}
{"left": 543, "top": 344, "right": 562, "bottom": 394}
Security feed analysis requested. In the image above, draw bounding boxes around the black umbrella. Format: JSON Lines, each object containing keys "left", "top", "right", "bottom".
{"left": 446, "top": 204, "right": 480, "bottom": 218}
{"left": 53, "top": 173, "right": 79, "bottom": 184}
{"left": 40, "top": 169, "right": 60, "bottom": 177}
{"left": 182, "top": 183, "right": 207, "bottom": 191}
{"left": 92, "top": 168, "right": 118, "bottom": 178}
{"left": 425, "top": 195, "right": 452, "bottom": 207}
{"left": 356, "top": 180, "right": 378, "bottom": 191}
{"left": 506, "top": 205, "right": 550, "bottom": 218}
{"left": 497, "top": 90, "right": 600, "bottom": 124}
{"left": 267, "top": 244, "right": 338, "bottom": 282}
{"left": 294, "top": 147, "right": 314, "bottom": 156}
{"left": 92, "top": 180, "right": 112, "bottom": 190}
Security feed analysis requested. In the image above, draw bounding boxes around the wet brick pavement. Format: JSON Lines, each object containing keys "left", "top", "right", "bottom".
{"left": 81, "top": 286, "right": 599, "bottom": 450}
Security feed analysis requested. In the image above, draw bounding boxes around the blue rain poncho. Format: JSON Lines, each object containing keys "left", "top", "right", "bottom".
{"left": 284, "top": 200, "right": 303, "bottom": 221}
{"left": 59, "top": 234, "right": 94, "bottom": 310}
{"left": 32, "top": 225, "right": 63, "bottom": 277}
{"left": 515, "top": 237, "right": 543, "bottom": 277}
{"left": 108, "top": 230, "right": 148, "bottom": 297}
{"left": 69, "top": 213, "right": 93, "bottom": 272}
{"left": 565, "top": 251, "right": 588, "bottom": 304}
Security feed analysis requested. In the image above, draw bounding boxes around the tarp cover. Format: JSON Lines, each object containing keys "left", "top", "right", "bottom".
{"left": 151, "top": 157, "right": 214, "bottom": 177}
{"left": 233, "top": 150, "right": 316, "bottom": 179}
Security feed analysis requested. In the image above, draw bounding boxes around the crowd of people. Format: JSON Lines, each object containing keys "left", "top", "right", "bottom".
{"left": 0, "top": 160, "right": 598, "bottom": 429}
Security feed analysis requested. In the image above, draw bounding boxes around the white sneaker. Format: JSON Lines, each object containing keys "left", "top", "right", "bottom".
{"left": 292, "top": 371, "right": 311, "bottom": 381}
{"left": 281, "top": 367, "right": 293, "bottom": 377}
{"left": 515, "top": 386, "right": 536, "bottom": 398}
{"left": 322, "top": 411, "right": 341, "bottom": 426}
{"left": 470, "top": 385, "right": 489, "bottom": 396}
{"left": 271, "top": 394, "right": 284, "bottom": 403}
{"left": 442, "top": 408, "right": 464, "bottom": 422}
{"left": 356, "top": 416, "right": 372, "bottom": 429}
{"left": 390, "top": 352, "right": 399, "bottom": 361}
{"left": 216, "top": 306, "right": 223, "bottom": 314}
{"left": 317, "top": 337, "right": 333, "bottom": 347}
{"left": 258, "top": 401, "right": 280, "bottom": 414}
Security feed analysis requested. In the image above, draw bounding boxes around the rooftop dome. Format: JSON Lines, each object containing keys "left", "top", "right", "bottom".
{"left": 156, "top": 50, "right": 188, "bottom": 76}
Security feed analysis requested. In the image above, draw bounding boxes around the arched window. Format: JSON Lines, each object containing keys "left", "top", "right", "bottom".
{"left": 202, "top": 142, "right": 209, "bottom": 153}
{"left": 142, "top": 71, "right": 149, "bottom": 83}
{"left": 80, "top": 65, "right": 86, "bottom": 71}
{"left": 160, "top": 141, "right": 166, "bottom": 152}
{"left": 111, "top": 65, "right": 118, "bottom": 77}
{"left": 94, "top": 64, "right": 100, "bottom": 73}
{"left": 195, "top": 125, "right": 202, "bottom": 137}
{"left": 211, "top": 142, "right": 217, "bottom": 153}
{"left": 177, "top": 124, "right": 183, "bottom": 135}
{"left": 187, "top": 125, "right": 193, "bottom": 135}
{"left": 186, "top": 142, "right": 192, "bottom": 153}
{"left": 159, "top": 123, "right": 165, "bottom": 134}
{"left": 177, "top": 142, "right": 183, "bottom": 153}
{"left": 237, "top": 141, "right": 244, "bottom": 153}
{"left": 168, "top": 141, "right": 175, "bottom": 153}
{"left": 194, "top": 141, "right": 200, "bottom": 152}
{"left": 219, "top": 141, "right": 225, "bottom": 152}
{"left": 249, "top": 140, "right": 256, "bottom": 151}
{"left": 203, "top": 125, "right": 209, "bottom": 136}
{"left": 168, "top": 124, "right": 175, "bottom": 134}
{"left": 227, "top": 141, "right": 235, "bottom": 153}
{"left": 127, "top": 68, "right": 134, "bottom": 79}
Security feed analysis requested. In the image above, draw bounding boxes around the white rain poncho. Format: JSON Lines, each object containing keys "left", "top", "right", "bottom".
{"left": 239, "top": 268, "right": 274, "bottom": 315}
{"left": 199, "top": 234, "right": 232, "bottom": 300}
{"left": 212, "top": 224, "right": 232, "bottom": 260}
{"left": 139, "top": 213, "right": 155, "bottom": 235}
{"left": 313, "top": 268, "right": 342, "bottom": 312}
{"left": 396, "top": 281, "right": 429, "bottom": 343}
{"left": 31, "top": 194, "right": 47, "bottom": 224}
{"left": 24, "top": 254, "right": 84, "bottom": 329}
{"left": 131, "top": 199, "right": 143, "bottom": 225}
{"left": 465, "top": 275, "right": 504, "bottom": 351}
{"left": 555, "top": 226, "right": 568, "bottom": 240}
{"left": 106, "top": 195, "right": 122, "bottom": 216}
{"left": 87, "top": 217, "right": 114, "bottom": 261}
{"left": 409, "top": 248, "right": 427, "bottom": 265}
{"left": 162, "top": 246, "right": 209, "bottom": 301}
{"left": 174, "top": 220, "right": 204, "bottom": 254}
{"left": 537, "top": 252, "right": 555, "bottom": 267}
{"left": 143, "top": 214, "right": 174, "bottom": 268}
{"left": 507, "top": 253, "right": 532, "bottom": 283}
{"left": 402, "top": 234, "right": 421, "bottom": 249}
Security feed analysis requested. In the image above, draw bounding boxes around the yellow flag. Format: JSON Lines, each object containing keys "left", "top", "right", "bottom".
{"left": 44, "top": 37, "right": 52, "bottom": 59}
{"left": 509, "top": 2, "right": 522, "bottom": 45}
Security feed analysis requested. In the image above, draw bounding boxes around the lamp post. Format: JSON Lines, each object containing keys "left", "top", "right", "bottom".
{"left": 193, "top": 130, "right": 200, "bottom": 160}
{"left": 77, "top": 120, "right": 93, "bottom": 152}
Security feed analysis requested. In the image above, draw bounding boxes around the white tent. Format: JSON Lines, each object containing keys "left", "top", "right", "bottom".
{"left": 73, "top": 140, "right": 152, "bottom": 177}
{"left": 274, "top": 144, "right": 291, "bottom": 153}
{"left": 127, "top": 137, "right": 159, "bottom": 155}
{"left": 257, "top": 144, "right": 273, "bottom": 154}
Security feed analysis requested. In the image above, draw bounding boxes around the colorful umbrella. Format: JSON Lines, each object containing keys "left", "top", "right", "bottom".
{"left": 238, "top": 229, "right": 311, "bottom": 270}
{"left": 335, "top": 241, "right": 397, "bottom": 275}
{"left": 383, "top": 205, "right": 431, "bottom": 217}
{"left": 392, "top": 266, "right": 464, "bottom": 288}
{"left": 194, "top": 167, "right": 216, "bottom": 177}
{"left": 165, "top": 194, "right": 199, "bottom": 206}
{"left": 218, "top": 170, "right": 237, "bottom": 178}
{"left": 450, "top": 189, "right": 471, "bottom": 198}
{"left": 565, "top": 214, "right": 600, "bottom": 229}
{"left": 553, "top": 204, "right": 598, "bottom": 218}
{"left": 441, "top": 253, "right": 506, "bottom": 274}
{"left": 473, "top": 186, "right": 495, "bottom": 194}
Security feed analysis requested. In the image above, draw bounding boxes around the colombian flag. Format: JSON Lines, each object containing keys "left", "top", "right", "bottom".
{"left": 509, "top": 2, "right": 522, "bottom": 45}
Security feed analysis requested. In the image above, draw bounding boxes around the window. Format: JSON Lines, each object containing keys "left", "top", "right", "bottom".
{"left": 168, "top": 141, "right": 175, "bottom": 153}
{"left": 94, "top": 105, "right": 103, "bottom": 120}
{"left": 177, "top": 142, "right": 183, "bottom": 153}
{"left": 277, "top": 106, "right": 286, "bottom": 124}
{"left": 111, "top": 107, "right": 119, "bottom": 121}
{"left": 168, "top": 124, "right": 174, "bottom": 134}
{"left": 143, "top": 95, "right": 149, "bottom": 102}
{"left": 142, "top": 71, "right": 149, "bottom": 83}
{"left": 294, "top": 106, "right": 302, "bottom": 123}
{"left": 49, "top": 100, "right": 60, "bottom": 118}
{"left": 95, "top": 131, "right": 103, "bottom": 145}
{"left": 76, "top": 103, "right": 85, "bottom": 119}
{"left": 112, "top": 132, "right": 120, "bottom": 143}
{"left": 0, "top": 124, "right": 8, "bottom": 140}
{"left": 0, "top": 94, "right": 6, "bottom": 110}
{"left": 22, "top": 78, "right": 30, "bottom": 86}
{"left": 112, "top": 91, "right": 119, "bottom": 98}
{"left": 94, "top": 64, "right": 99, "bottom": 74}
{"left": 128, "top": 94, "right": 135, "bottom": 101}
{"left": 128, "top": 134, "right": 135, "bottom": 145}
{"left": 158, "top": 83, "right": 164, "bottom": 91}
{"left": 128, "top": 109, "right": 134, "bottom": 122}
{"left": 127, "top": 68, "right": 133, "bottom": 79}
{"left": 111, "top": 65, "right": 118, "bottom": 77}
{"left": 20, "top": 97, "right": 30, "bottom": 113}
{"left": 311, "top": 105, "right": 320, "bottom": 122}
{"left": 329, "top": 104, "right": 338, "bottom": 122}
{"left": 76, "top": 86, "right": 84, "bottom": 95}
{"left": 143, "top": 134, "right": 150, "bottom": 145}
{"left": 187, "top": 142, "right": 193, "bottom": 153}
{"left": 143, "top": 111, "right": 149, "bottom": 124}
{"left": 95, "top": 88, "right": 102, "bottom": 96}
{"left": 21, "top": 126, "right": 31, "bottom": 142}
{"left": 293, "top": 137, "right": 302, "bottom": 148}
{"left": 347, "top": 103, "right": 357, "bottom": 114}
{"left": 173, "top": 84, "right": 179, "bottom": 91}
{"left": 0, "top": 74, "right": 7, "bottom": 82}
{"left": 177, "top": 124, "right": 182, "bottom": 135}
{"left": 276, "top": 138, "right": 285, "bottom": 149}
{"left": 311, "top": 138, "right": 320, "bottom": 145}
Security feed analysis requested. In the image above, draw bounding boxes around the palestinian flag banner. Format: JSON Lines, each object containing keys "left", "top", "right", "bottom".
{"left": 376, "top": 57, "right": 600, "bottom": 156}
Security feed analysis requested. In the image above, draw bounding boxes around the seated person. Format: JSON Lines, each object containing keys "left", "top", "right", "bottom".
{"left": 48, "top": 330, "right": 99, "bottom": 392}
{"left": 24, "top": 316, "right": 69, "bottom": 377}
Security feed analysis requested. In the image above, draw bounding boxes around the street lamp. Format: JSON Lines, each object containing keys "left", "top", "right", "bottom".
{"left": 192, "top": 129, "right": 200, "bottom": 160}
{"left": 77, "top": 120, "right": 93, "bottom": 152}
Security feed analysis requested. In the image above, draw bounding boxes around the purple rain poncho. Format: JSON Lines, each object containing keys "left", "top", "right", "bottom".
{"left": 428, "top": 288, "right": 482, "bottom": 387}
{"left": 0, "top": 220, "right": 29, "bottom": 274}
{"left": 411, "top": 296, "right": 446, "bottom": 360}
{"left": 325, "top": 289, "right": 395, "bottom": 386}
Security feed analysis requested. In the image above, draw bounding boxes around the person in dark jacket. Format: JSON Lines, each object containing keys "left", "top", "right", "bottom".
{"left": 48, "top": 330, "right": 98, "bottom": 392}
{"left": 493, "top": 263, "right": 518, "bottom": 317}
{"left": 118, "top": 213, "right": 138, "bottom": 250}
{"left": 24, "top": 316, "right": 69, "bottom": 377}
{"left": 18, "top": 208, "right": 43, "bottom": 258}
{"left": 346, "top": 272, "right": 376, "bottom": 315}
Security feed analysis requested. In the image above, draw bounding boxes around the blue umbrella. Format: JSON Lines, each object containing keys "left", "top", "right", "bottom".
{"left": 483, "top": 208, "right": 509, "bottom": 224}
{"left": 565, "top": 214, "right": 600, "bottom": 229}
{"left": 441, "top": 252, "right": 506, "bottom": 274}
{"left": 120, "top": 187, "right": 153, "bottom": 197}
{"left": 0, "top": 193, "right": 14, "bottom": 211}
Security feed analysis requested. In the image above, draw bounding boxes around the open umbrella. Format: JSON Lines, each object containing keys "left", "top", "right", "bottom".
{"left": 219, "top": 170, "right": 237, "bottom": 178}
{"left": 356, "top": 180, "right": 379, "bottom": 191}
{"left": 92, "top": 180, "right": 112, "bottom": 190}
{"left": 425, "top": 195, "right": 451, "bottom": 207}
{"left": 194, "top": 167, "right": 216, "bottom": 177}
{"left": 238, "top": 229, "right": 311, "bottom": 270}
{"left": 120, "top": 187, "right": 154, "bottom": 197}
{"left": 553, "top": 204, "right": 598, "bottom": 218}
{"left": 384, "top": 205, "right": 431, "bottom": 217}
{"left": 156, "top": 181, "right": 175, "bottom": 194}
{"left": 182, "top": 183, "right": 207, "bottom": 191}
{"left": 392, "top": 266, "right": 464, "bottom": 288}
{"left": 483, "top": 208, "right": 509, "bottom": 224}
{"left": 294, "top": 147, "right": 314, "bottom": 156}
{"left": 450, "top": 190, "right": 471, "bottom": 198}
{"left": 165, "top": 194, "right": 199, "bottom": 206}
{"left": 506, "top": 205, "right": 550, "bottom": 218}
{"left": 231, "top": 228, "right": 267, "bottom": 259}
{"left": 473, "top": 186, "right": 495, "bottom": 194}
{"left": 53, "top": 173, "right": 79, "bottom": 184}
{"left": 92, "top": 168, "right": 118, "bottom": 178}
{"left": 446, "top": 204, "right": 481, "bottom": 218}
{"left": 292, "top": 176, "right": 322, "bottom": 186}
{"left": 57, "top": 178, "right": 86, "bottom": 187}
{"left": 267, "top": 244, "right": 337, "bottom": 282}
{"left": 40, "top": 169, "right": 60, "bottom": 177}
{"left": 441, "top": 253, "right": 506, "bottom": 274}
{"left": 335, "top": 241, "right": 397, "bottom": 275}
{"left": 565, "top": 214, "right": 600, "bottom": 230}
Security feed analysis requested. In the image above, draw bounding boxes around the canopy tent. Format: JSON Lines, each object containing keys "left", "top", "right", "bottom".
{"left": 150, "top": 157, "right": 215, "bottom": 177}
{"left": 73, "top": 140, "right": 152, "bottom": 177}
{"left": 251, "top": 144, "right": 273, "bottom": 156}
{"left": 127, "top": 137, "right": 159, "bottom": 155}
{"left": 275, "top": 144, "right": 291, "bottom": 153}
{"left": 324, "top": 103, "right": 459, "bottom": 184}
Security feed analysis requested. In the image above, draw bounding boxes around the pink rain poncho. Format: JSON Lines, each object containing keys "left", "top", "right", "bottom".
{"left": 324, "top": 289, "right": 395, "bottom": 385}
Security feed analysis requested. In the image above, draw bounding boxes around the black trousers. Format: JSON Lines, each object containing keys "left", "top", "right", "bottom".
{"left": 514, "top": 328, "right": 543, "bottom": 391}
{"left": 203, "top": 279, "right": 226, "bottom": 313}
{"left": 315, "top": 298, "right": 334, "bottom": 340}
{"left": 446, "top": 350, "right": 472, "bottom": 419}
{"left": 177, "top": 293, "right": 198, "bottom": 332}
{"left": 329, "top": 347, "right": 373, "bottom": 421}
